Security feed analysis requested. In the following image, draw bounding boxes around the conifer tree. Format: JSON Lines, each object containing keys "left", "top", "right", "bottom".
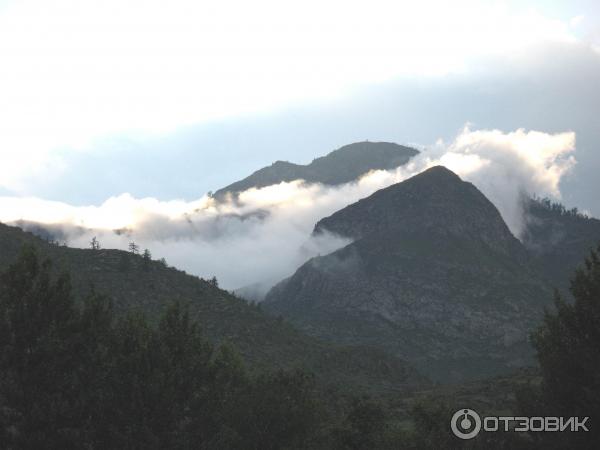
{"left": 519, "top": 244, "right": 600, "bottom": 449}
{"left": 128, "top": 241, "right": 139, "bottom": 254}
{"left": 90, "top": 236, "right": 100, "bottom": 250}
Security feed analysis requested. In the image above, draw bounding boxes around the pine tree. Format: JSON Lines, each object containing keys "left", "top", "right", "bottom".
{"left": 0, "top": 246, "right": 336, "bottom": 449}
{"left": 128, "top": 241, "right": 139, "bottom": 254}
{"left": 0, "top": 246, "right": 112, "bottom": 448}
{"left": 142, "top": 249, "right": 152, "bottom": 271}
{"left": 90, "top": 236, "right": 100, "bottom": 250}
{"left": 518, "top": 243, "right": 600, "bottom": 449}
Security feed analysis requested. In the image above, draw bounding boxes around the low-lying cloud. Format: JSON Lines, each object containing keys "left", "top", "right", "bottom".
{"left": 432, "top": 126, "right": 576, "bottom": 235}
{"left": 0, "top": 127, "right": 577, "bottom": 295}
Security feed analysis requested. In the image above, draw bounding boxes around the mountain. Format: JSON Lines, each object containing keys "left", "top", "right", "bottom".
{"left": 213, "top": 141, "right": 419, "bottom": 201}
{"left": 0, "top": 221, "right": 428, "bottom": 396}
{"left": 264, "top": 166, "right": 552, "bottom": 382}
{"left": 522, "top": 197, "right": 600, "bottom": 293}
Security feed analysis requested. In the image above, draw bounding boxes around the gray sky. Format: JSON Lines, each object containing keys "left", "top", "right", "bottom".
{"left": 19, "top": 40, "right": 599, "bottom": 216}
{"left": 0, "top": 0, "right": 598, "bottom": 211}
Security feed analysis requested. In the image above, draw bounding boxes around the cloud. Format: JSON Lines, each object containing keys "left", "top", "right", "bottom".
{"left": 0, "top": 127, "right": 577, "bottom": 295}
{"left": 433, "top": 127, "right": 576, "bottom": 235}
{"left": 0, "top": 0, "right": 587, "bottom": 193}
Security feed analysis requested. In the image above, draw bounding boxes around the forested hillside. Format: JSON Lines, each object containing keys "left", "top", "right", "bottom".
{"left": 0, "top": 222, "right": 426, "bottom": 397}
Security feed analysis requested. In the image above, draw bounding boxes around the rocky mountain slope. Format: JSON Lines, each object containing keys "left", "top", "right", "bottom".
{"left": 213, "top": 141, "right": 418, "bottom": 201}
{"left": 264, "top": 166, "right": 552, "bottom": 382}
{"left": 0, "top": 221, "right": 427, "bottom": 395}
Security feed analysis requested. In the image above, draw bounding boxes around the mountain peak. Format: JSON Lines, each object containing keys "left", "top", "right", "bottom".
{"left": 416, "top": 164, "right": 461, "bottom": 180}
{"left": 314, "top": 166, "right": 524, "bottom": 259}
{"left": 265, "top": 166, "right": 548, "bottom": 382}
{"left": 213, "top": 141, "right": 419, "bottom": 201}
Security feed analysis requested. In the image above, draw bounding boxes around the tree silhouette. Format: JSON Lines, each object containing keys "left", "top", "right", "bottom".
{"left": 142, "top": 249, "right": 152, "bottom": 271}
{"left": 128, "top": 241, "right": 139, "bottom": 254}
{"left": 518, "top": 243, "right": 600, "bottom": 449}
{"left": 0, "top": 247, "right": 333, "bottom": 449}
{"left": 90, "top": 236, "right": 100, "bottom": 250}
{"left": 0, "top": 246, "right": 111, "bottom": 448}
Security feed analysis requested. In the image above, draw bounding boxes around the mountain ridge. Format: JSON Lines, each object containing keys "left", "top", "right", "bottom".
{"left": 213, "top": 141, "right": 419, "bottom": 201}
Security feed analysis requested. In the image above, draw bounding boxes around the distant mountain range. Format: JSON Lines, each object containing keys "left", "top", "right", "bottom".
{"left": 213, "top": 141, "right": 419, "bottom": 201}
{"left": 263, "top": 167, "right": 588, "bottom": 382}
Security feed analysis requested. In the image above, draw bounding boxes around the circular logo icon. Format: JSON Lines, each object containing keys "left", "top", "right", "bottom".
{"left": 451, "top": 408, "right": 481, "bottom": 439}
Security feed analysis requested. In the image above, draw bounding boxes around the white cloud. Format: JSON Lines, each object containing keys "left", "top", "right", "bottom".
{"left": 0, "top": 0, "right": 584, "bottom": 192}
{"left": 570, "top": 14, "right": 585, "bottom": 28}
{"left": 0, "top": 126, "right": 577, "bottom": 293}
{"left": 433, "top": 127, "right": 576, "bottom": 235}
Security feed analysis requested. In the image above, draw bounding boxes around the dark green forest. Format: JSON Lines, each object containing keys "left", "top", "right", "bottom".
{"left": 1, "top": 244, "right": 599, "bottom": 449}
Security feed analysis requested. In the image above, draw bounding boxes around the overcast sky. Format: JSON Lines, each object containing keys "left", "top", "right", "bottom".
{"left": 0, "top": 1, "right": 599, "bottom": 235}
